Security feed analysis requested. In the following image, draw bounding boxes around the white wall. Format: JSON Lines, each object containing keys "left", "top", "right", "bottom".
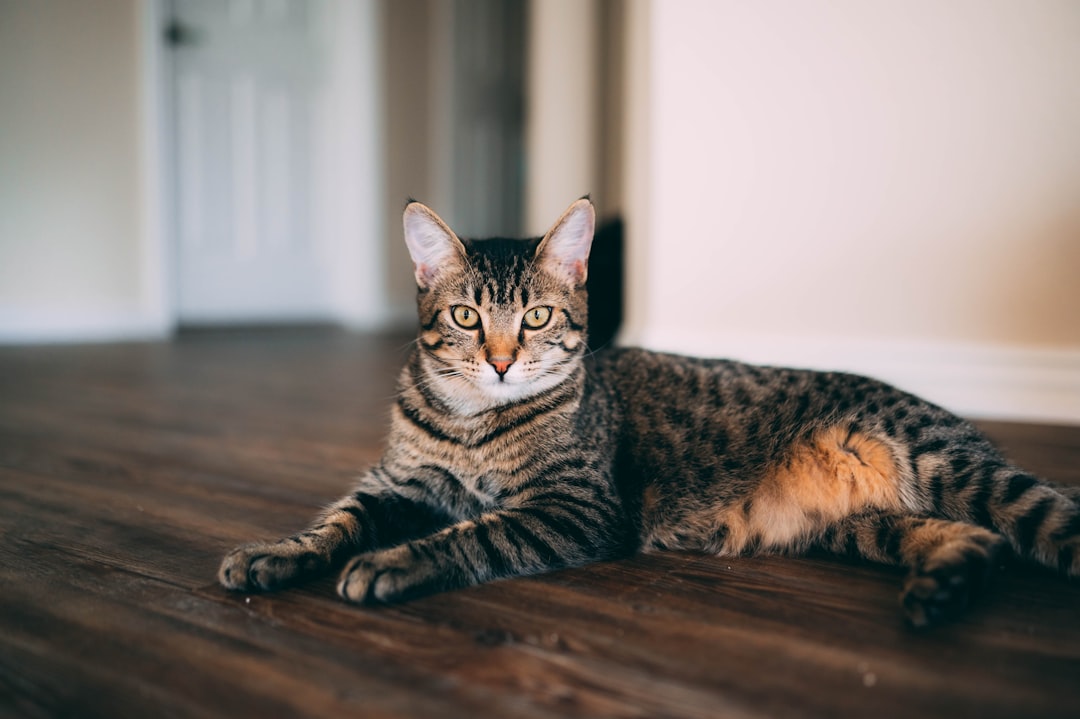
{"left": 0, "top": 0, "right": 167, "bottom": 341}
{"left": 621, "top": 0, "right": 1080, "bottom": 423}
{"left": 0, "top": 0, "right": 386, "bottom": 342}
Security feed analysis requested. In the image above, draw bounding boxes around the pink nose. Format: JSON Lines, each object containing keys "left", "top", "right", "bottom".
{"left": 488, "top": 357, "right": 514, "bottom": 376}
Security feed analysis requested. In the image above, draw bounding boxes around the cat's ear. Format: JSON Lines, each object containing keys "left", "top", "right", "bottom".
{"left": 535, "top": 198, "right": 595, "bottom": 287}
{"left": 402, "top": 202, "right": 467, "bottom": 289}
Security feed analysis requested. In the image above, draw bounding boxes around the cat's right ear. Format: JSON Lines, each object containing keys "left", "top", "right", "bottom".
{"left": 403, "top": 202, "right": 467, "bottom": 289}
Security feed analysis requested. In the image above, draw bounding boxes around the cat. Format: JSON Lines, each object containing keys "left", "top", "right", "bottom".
{"left": 219, "top": 197, "right": 1079, "bottom": 627}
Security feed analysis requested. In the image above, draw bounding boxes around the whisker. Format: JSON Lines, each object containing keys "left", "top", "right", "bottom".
{"left": 396, "top": 335, "right": 420, "bottom": 353}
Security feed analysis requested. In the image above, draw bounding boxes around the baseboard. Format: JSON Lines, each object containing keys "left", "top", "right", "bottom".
{"left": 630, "top": 328, "right": 1080, "bottom": 425}
{"left": 0, "top": 307, "right": 173, "bottom": 345}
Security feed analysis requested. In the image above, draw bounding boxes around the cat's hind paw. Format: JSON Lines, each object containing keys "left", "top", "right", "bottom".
{"left": 218, "top": 541, "right": 324, "bottom": 592}
{"left": 899, "top": 532, "right": 1006, "bottom": 629}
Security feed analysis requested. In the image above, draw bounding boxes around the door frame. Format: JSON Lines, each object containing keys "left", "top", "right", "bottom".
{"left": 137, "top": 0, "right": 173, "bottom": 337}
{"left": 140, "top": 0, "right": 388, "bottom": 333}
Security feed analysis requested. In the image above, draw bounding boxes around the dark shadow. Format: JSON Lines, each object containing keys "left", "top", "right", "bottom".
{"left": 587, "top": 216, "right": 624, "bottom": 350}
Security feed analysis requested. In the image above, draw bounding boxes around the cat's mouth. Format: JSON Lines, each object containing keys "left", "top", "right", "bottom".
{"left": 475, "top": 365, "right": 542, "bottom": 398}
{"left": 483, "top": 367, "right": 520, "bottom": 388}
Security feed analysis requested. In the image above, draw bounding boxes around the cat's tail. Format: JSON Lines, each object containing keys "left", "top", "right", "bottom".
{"left": 934, "top": 457, "right": 1079, "bottom": 576}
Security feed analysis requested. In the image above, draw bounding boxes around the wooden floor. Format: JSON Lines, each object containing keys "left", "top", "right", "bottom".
{"left": 1, "top": 329, "right": 1078, "bottom": 719}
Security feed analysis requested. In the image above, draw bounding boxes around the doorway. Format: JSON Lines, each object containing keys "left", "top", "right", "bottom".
{"left": 159, "top": 0, "right": 383, "bottom": 328}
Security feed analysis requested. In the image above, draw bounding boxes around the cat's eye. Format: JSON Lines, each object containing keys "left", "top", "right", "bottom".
{"left": 450, "top": 305, "right": 480, "bottom": 329}
{"left": 522, "top": 306, "right": 552, "bottom": 329}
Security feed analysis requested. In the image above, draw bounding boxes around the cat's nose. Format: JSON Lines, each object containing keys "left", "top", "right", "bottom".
{"left": 487, "top": 356, "right": 514, "bottom": 377}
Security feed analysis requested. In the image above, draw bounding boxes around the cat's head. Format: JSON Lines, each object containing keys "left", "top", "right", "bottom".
{"left": 402, "top": 198, "right": 594, "bottom": 414}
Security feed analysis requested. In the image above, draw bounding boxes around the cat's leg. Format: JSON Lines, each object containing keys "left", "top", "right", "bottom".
{"left": 895, "top": 413, "right": 1079, "bottom": 575}
{"left": 219, "top": 476, "right": 451, "bottom": 592}
{"left": 937, "top": 463, "right": 1080, "bottom": 576}
{"left": 817, "top": 510, "right": 1007, "bottom": 628}
{"left": 336, "top": 501, "right": 630, "bottom": 604}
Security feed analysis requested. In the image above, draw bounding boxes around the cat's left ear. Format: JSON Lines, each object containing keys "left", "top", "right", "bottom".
{"left": 535, "top": 198, "right": 595, "bottom": 287}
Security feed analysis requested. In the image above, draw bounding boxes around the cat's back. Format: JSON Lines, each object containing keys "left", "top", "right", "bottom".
{"left": 587, "top": 346, "right": 823, "bottom": 429}
{"left": 585, "top": 346, "right": 929, "bottom": 503}
{"left": 587, "top": 346, "right": 925, "bottom": 429}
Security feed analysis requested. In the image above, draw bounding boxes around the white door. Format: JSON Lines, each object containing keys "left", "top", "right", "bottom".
{"left": 169, "top": 0, "right": 334, "bottom": 324}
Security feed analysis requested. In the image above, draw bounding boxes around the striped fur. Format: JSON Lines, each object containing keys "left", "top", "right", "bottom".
{"left": 220, "top": 199, "right": 1079, "bottom": 627}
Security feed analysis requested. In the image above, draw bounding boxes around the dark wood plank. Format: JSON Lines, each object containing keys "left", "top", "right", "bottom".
{"left": 1, "top": 330, "right": 1078, "bottom": 719}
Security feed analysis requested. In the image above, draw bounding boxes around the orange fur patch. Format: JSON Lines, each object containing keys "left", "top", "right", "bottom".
{"left": 484, "top": 335, "right": 517, "bottom": 361}
{"left": 720, "top": 427, "right": 902, "bottom": 553}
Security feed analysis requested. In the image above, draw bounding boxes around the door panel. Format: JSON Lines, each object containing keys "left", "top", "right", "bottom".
{"left": 170, "top": 0, "right": 330, "bottom": 323}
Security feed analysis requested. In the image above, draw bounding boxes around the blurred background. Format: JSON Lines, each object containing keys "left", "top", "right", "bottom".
{"left": 0, "top": 0, "right": 1078, "bottom": 422}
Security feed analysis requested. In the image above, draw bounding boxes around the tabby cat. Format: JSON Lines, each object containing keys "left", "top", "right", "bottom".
{"left": 220, "top": 198, "right": 1079, "bottom": 627}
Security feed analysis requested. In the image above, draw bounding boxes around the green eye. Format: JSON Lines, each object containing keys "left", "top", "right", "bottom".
{"left": 451, "top": 305, "right": 480, "bottom": 329}
{"left": 522, "top": 306, "right": 552, "bottom": 329}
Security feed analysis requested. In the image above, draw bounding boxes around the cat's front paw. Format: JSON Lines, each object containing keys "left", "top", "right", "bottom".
{"left": 218, "top": 541, "right": 324, "bottom": 592}
{"left": 337, "top": 545, "right": 444, "bottom": 605}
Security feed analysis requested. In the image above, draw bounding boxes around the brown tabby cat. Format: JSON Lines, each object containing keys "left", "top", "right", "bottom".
{"left": 220, "top": 198, "right": 1079, "bottom": 627}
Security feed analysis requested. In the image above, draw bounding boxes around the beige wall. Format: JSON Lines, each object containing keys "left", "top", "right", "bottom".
{"left": 624, "top": 0, "right": 1080, "bottom": 349}
{"left": 0, "top": 0, "right": 146, "bottom": 315}
{"left": 620, "top": 0, "right": 1080, "bottom": 420}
